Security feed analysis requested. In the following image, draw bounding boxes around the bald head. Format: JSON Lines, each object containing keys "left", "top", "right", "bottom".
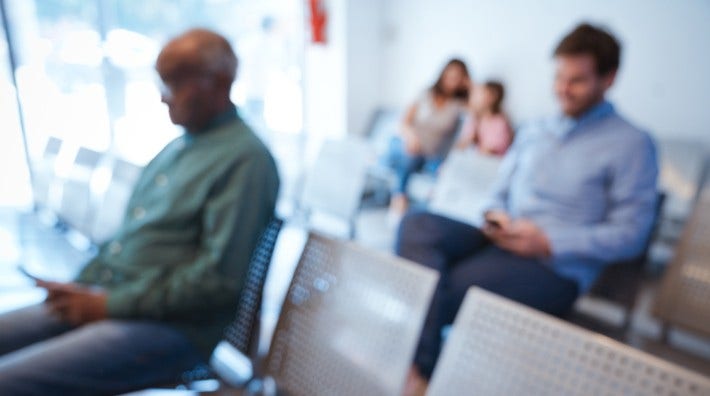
{"left": 155, "top": 29, "right": 237, "bottom": 132}
{"left": 157, "top": 28, "right": 238, "bottom": 84}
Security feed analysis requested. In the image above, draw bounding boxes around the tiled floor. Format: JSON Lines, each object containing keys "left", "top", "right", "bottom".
{"left": 1, "top": 205, "right": 709, "bottom": 378}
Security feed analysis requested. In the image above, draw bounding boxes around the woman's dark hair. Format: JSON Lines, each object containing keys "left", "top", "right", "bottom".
{"left": 484, "top": 80, "right": 505, "bottom": 114}
{"left": 554, "top": 23, "right": 620, "bottom": 76}
{"left": 431, "top": 58, "right": 470, "bottom": 100}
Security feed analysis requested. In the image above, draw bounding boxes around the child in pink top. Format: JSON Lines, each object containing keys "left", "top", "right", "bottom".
{"left": 457, "top": 81, "right": 513, "bottom": 155}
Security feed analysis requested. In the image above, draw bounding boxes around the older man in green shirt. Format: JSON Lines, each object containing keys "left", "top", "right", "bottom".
{"left": 0, "top": 29, "right": 279, "bottom": 395}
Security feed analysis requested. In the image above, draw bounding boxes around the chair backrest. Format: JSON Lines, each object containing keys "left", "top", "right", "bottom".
{"left": 428, "top": 149, "right": 502, "bottom": 226}
{"left": 73, "top": 146, "right": 103, "bottom": 169}
{"left": 653, "top": 166, "right": 710, "bottom": 338}
{"left": 428, "top": 287, "right": 710, "bottom": 396}
{"left": 586, "top": 192, "right": 666, "bottom": 307}
{"left": 56, "top": 147, "right": 104, "bottom": 233}
{"left": 42, "top": 136, "right": 63, "bottom": 158}
{"left": 224, "top": 217, "right": 284, "bottom": 354}
{"left": 363, "top": 107, "right": 403, "bottom": 156}
{"left": 208, "top": 217, "right": 283, "bottom": 386}
{"left": 658, "top": 139, "right": 707, "bottom": 222}
{"left": 300, "top": 137, "right": 374, "bottom": 234}
{"left": 89, "top": 158, "right": 143, "bottom": 243}
{"left": 111, "top": 158, "right": 144, "bottom": 185}
{"left": 31, "top": 136, "right": 63, "bottom": 208}
{"left": 263, "top": 233, "right": 439, "bottom": 396}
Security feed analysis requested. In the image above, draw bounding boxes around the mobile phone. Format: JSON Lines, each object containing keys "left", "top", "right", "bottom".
{"left": 17, "top": 266, "right": 47, "bottom": 283}
{"left": 486, "top": 218, "right": 503, "bottom": 229}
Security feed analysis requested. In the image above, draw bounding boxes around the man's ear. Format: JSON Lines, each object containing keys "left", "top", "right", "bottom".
{"left": 602, "top": 70, "right": 617, "bottom": 90}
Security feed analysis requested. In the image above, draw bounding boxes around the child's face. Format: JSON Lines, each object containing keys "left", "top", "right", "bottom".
{"left": 473, "top": 86, "right": 496, "bottom": 111}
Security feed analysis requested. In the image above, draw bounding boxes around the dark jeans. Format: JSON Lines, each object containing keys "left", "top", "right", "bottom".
{"left": 395, "top": 211, "right": 579, "bottom": 378}
{"left": 385, "top": 137, "right": 443, "bottom": 194}
{"left": 0, "top": 304, "right": 203, "bottom": 395}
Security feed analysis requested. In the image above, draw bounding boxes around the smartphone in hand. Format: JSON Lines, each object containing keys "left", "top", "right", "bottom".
{"left": 486, "top": 218, "right": 504, "bottom": 230}
{"left": 17, "top": 265, "right": 48, "bottom": 284}
{"left": 483, "top": 211, "right": 510, "bottom": 231}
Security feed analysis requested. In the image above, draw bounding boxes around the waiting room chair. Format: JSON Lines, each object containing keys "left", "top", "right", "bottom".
{"left": 260, "top": 233, "right": 439, "bottom": 396}
{"left": 657, "top": 139, "right": 707, "bottom": 227}
{"left": 428, "top": 148, "right": 502, "bottom": 226}
{"left": 569, "top": 192, "right": 666, "bottom": 338}
{"left": 89, "top": 158, "right": 143, "bottom": 244}
{"left": 30, "top": 136, "right": 63, "bottom": 211}
{"left": 300, "top": 137, "right": 374, "bottom": 239}
{"left": 427, "top": 287, "right": 710, "bottom": 396}
{"left": 181, "top": 217, "right": 284, "bottom": 387}
{"left": 653, "top": 168, "right": 710, "bottom": 342}
{"left": 360, "top": 108, "right": 403, "bottom": 207}
{"left": 54, "top": 146, "right": 103, "bottom": 234}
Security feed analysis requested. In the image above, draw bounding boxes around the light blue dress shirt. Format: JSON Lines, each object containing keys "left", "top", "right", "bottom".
{"left": 487, "top": 101, "right": 659, "bottom": 292}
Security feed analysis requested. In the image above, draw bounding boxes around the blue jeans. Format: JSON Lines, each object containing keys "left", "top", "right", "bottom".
{"left": 0, "top": 304, "right": 203, "bottom": 395}
{"left": 396, "top": 211, "right": 579, "bottom": 379}
{"left": 385, "top": 137, "right": 443, "bottom": 195}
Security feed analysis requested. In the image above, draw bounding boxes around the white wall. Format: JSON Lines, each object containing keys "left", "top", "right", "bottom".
{"left": 346, "top": 0, "right": 383, "bottom": 136}
{"left": 303, "top": 0, "right": 348, "bottom": 140}
{"left": 304, "top": 0, "right": 384, "bottom": 138}
{"left": 377, "top": 0, "right": 710, "bottom": 142}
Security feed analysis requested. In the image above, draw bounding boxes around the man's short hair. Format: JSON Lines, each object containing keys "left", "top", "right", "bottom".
{"left": 554, "top": 23, "right": 620, "bottom": 76}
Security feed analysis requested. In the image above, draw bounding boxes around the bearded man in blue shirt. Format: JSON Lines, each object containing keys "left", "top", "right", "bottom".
{"left": 399, "top": 23, "right": 659, "bottom": 391}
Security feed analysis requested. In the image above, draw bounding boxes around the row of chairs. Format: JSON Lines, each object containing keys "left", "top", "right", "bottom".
{"left": 295, "top": 136, "right": 502, "bottom": 238}
{"left": 302, "top": 133, "right": 710, "bottom": 345}
{"left": 172, "top": 221, "right": 710, "bottom": 395}
{"left": 25, "top": 132, "right": 530, "bottom": 246}
{"left": 30, "top": 136, "right": 142, "bottom": 245}
{"left": 31, "top": 135, "right": 375, "bottom": 244}
{"left": 26, "top": 134, "right": 710, "bottom": 393}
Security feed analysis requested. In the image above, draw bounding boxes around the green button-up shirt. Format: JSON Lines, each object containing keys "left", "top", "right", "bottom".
{"left": 77, "top": 108, "right": 280, "bottom": 358}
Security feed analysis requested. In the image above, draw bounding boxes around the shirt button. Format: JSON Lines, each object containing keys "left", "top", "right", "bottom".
{"left": 155, "top": 174, "right": 168, "bottom": 186}
{"left": 133, "top": 206, "right": 146, "bottom": 219}
{"left": 108, "top": 241, "right": 122, "bottom": 255}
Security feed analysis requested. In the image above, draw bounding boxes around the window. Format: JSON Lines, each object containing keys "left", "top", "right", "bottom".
{"left": 5, "top": 0, "right": 304, "bottom": 166}
{"left": 0, "top": 3, "right": 31, "bottom": 206}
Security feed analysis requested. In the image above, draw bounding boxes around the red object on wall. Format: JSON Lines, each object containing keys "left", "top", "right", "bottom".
{"left": 309, "top": 0, "right": 327, "bottom": 44}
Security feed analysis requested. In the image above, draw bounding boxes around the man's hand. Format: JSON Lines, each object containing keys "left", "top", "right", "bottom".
{"left": 37, "top": 281, "right": 108, "bottom": 326}
{"left": 483, "top": 210, "right": 511, "bottom": 232}
{"left": 483, "top": 212, "right": 552, "bottom": 258}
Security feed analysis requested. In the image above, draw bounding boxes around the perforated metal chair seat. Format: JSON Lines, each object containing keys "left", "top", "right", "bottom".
{"left": 428, "top": 287, "right": 710, "bottom": 396}
{"left": 654, "top": 177, "right": 710, "bottom": 339}
{"left": 264, "top": 233, "right": 439, "bottom": 396}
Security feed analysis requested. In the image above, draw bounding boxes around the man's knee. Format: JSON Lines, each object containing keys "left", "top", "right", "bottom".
{"left": 399, "top": 210, "right": 431, "bottom": 233}
{"left": 396, "top": 211, "right": 441, "bottom": 253}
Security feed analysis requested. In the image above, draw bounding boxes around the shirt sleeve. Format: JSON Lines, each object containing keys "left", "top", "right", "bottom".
{"left": 106, "top": 153, "right": 279, "bottom": 319}
{"left": 541, "top": 134, "right": 659, "bottom": 263}
{"left": 483, "top": 131, "right": 521, "bottom": 212}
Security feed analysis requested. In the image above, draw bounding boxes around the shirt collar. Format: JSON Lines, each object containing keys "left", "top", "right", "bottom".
{"left": 558, "top": 100, "right": 615, "bottom": 138}
{"left": 184, "top": 104, "right": 239, "bottom": 142}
